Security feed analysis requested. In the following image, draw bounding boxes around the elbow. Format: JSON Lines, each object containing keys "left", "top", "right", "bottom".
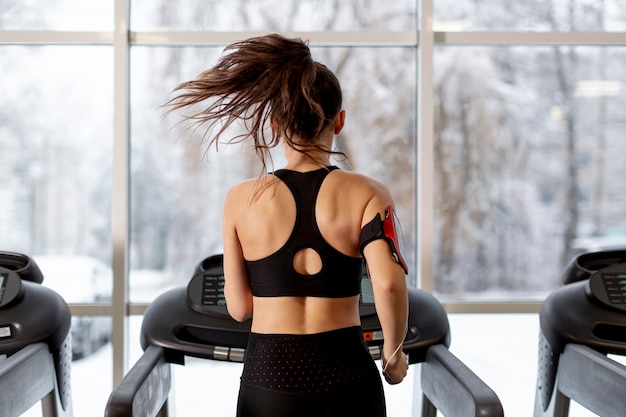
{"left": 374, "top": 275, "right": 408, "bottom": 303}
{"left": 228, "top": 310, "right": 252, "bottom": 323}
{"left": 224, "top": 283, "right": 253, "bottom": 322}
{"left": 380, "top": 285, "right": 405, "bottom": 304}
{"left": 228, "top": 307, "right": 252, "bottom": 323}
{"left": 226, "top": 297, "right": 253, "bottom": 322}
{"left": 379, "top": 276, "right": 407, "bottom": 295}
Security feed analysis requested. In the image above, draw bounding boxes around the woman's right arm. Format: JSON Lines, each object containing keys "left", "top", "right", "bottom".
{"left": 222, "top": 186, "right": 254, "bottom": 322}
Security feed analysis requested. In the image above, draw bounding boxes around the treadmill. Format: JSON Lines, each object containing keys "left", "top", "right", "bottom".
{"left": 534, "top": 250, "right": 626, "bottom": 417}
{"left": 0, "top": 251, "right": 73, "bottom": 417}
{"left": 106, "top": 254, "right": 503, "bottom": 417}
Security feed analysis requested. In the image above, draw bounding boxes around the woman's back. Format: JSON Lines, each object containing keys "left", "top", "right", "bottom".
{"left": 225, "top": 165, "right": 386, "bottom": 334}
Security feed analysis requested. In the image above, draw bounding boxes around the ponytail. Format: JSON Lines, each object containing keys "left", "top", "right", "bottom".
{"left": 164, "top": 33, "right": 345, "bottom": 172}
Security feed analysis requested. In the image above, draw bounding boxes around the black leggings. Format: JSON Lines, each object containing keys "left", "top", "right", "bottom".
{"left": 237, "top": 326, "right": 386, "bottom": 417}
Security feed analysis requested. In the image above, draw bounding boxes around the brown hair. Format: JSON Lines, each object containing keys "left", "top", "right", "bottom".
{"left": 164, "top": 33, "right": 346, "bottom": 173}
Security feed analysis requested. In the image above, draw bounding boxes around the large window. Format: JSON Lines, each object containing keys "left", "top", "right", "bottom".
{"left": 129, "top": 45, "right": 417, "bottom": 302}
{"left": 0, "top": 46, "right": 113, "bottom": 258}
{"left": 433, "top": 45, "right": 626, "bottom": 300}
{"left": 2, "top": 0, "right": 625, "bottom": 416}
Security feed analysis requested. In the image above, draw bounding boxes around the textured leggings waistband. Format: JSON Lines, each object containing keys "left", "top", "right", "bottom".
{"left": 242, "top": 325, "right": 378, "bottom": 395}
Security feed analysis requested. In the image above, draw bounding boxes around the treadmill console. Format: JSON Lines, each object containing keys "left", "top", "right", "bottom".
{"left": 588, "top": 263, "right": 626, "bottom": 312}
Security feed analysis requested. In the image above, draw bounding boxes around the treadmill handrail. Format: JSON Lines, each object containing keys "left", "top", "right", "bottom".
{"left": 421, "top": 344, "right": 504, "bottom": 417}
{"left": 0, "top": 343, "right": 56, "bottom": 417}
{"left": 105, "top": 345, "right": 171, "bottom": 417}
{"left": 557, "top": 343, "right": 626, "bottom": 417}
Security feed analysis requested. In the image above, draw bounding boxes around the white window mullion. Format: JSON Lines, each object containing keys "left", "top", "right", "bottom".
{"left": 418, "top": 0, "right": 435, "bottom": 293}
{"left": 435, "top": 30, "right": 626, "bottom": 45}
{"left": 0, "top": 31, "right": 112, "bottom": 44}
{"left": 111, "top": 0, "right": 131, "bottom": 387}
{"left": 131, "top": 30, "right": 418, "bottom": 47}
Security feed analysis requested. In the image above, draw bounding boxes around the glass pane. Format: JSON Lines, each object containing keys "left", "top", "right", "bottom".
{"left": 448, "top": 314, "right": 539, "bottom": 417}
{"left": 0, "top": 0, "right": 113, "bottom": 30}
{"left": 129, "top": 45, "right": 417, "bottom": 302}
{"left": 0, "top": 45, "right": 113, "bottom": 299}
{"left": 434, "top": 0, "right": 626, "bottom": 31}
{"left": 433, "top": 46, "right": 626, "bottom": 300}
{"left": 131, "top": 0, "right": 416, "bottom": 31}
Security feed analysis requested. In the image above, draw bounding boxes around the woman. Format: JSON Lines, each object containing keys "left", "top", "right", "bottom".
{"left": 166, "top": 33, "right": 409, "bottom": 417}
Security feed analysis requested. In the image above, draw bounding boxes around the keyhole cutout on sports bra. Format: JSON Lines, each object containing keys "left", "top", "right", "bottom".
{"left": 293, "top": 248, "right": 323, "bottom": 275}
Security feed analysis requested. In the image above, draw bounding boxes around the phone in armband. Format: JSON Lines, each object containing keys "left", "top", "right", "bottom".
{"left": 359, "top": 205, "right": 409, "bottom": 274}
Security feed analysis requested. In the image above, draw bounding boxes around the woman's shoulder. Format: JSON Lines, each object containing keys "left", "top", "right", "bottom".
{"left": 331, "top": 169, "right": 395, "bottom": 218}
{"left": 227, "top": 176, "right": 258, "bottom": 192}
{"left": 225, "top": 174, "right": 281, "bottom": 202}
{"left": 332, "top": 169, "right": 391, "bottom": 195}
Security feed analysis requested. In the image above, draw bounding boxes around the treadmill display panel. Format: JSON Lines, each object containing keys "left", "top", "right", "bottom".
{"left": 201, "top": 273, "right": 226, "bottom": 306}
{"left": 186, "top": 267, "right": 230, "bottom": 315}
{"left": 588, "top": 263, "right": 626, "bottom": 312}
{"left": 600, "top": 272, "right": 626, "bottom": 306}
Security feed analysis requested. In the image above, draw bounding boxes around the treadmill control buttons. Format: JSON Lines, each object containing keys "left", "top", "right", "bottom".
{"left": 588, "top": 263, "right": 626, "bottom": 312}
{"left": 201, "top": 273, "right": 225, "bottom": 306}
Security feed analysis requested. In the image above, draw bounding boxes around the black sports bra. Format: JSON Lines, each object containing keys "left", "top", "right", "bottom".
{"left": 245, "top": 166, "right": 363, "bottom": 298}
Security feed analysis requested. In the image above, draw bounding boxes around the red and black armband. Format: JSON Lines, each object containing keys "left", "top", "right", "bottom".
{"left": 359, "top": 205, "right": 409, "bottom": 274}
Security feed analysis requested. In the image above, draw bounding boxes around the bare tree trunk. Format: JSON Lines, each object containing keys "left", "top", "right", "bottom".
{"left": 548, "top": 0, "right": 580, "bottom": 265}
{"left": 434, "top": 78, "right": 473, "bottom": 292}
{"left": 592, "top": 0, "right": 608, "bottom": 235}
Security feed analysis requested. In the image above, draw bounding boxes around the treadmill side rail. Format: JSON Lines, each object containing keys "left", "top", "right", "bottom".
{"left": 557, "top": 344, "right": 626, "bottom": 417}
{"left": 421, "top": 344, "right": 504, "bottom": 417}
{"left": 0, "top": 343, "right": 60, "bottom": 417}
{"left": 105, "top": 346, "right": 171, "bottom": 417}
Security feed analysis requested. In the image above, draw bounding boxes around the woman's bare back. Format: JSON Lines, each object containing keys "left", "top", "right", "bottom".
{"left": 228, "top": 168, "right": 386, "bottom": 334}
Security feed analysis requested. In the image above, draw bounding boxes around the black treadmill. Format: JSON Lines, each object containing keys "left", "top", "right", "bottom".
{"left": 106, "top": 254, "right": 503, "bottom": 417}
{"left": 0, "top": 251, "right": 73, "bottom": 417}
{"left": 534, "top": 250, "right": 626, "bottom": 417}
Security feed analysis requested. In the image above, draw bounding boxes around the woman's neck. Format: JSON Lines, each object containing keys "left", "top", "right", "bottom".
{"left": 283, "top": 157, "right": 330, "bottom": 172}
{"left": 281, "top": 129, "right": 335, "bottom": 171}
{"left": 282, "top": 146, "right": 331, "bottom": 172}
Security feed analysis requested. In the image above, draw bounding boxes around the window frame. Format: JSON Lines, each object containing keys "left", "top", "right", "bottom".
{"left": 1, "top": 0, "right": 625, "bottom": 387}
